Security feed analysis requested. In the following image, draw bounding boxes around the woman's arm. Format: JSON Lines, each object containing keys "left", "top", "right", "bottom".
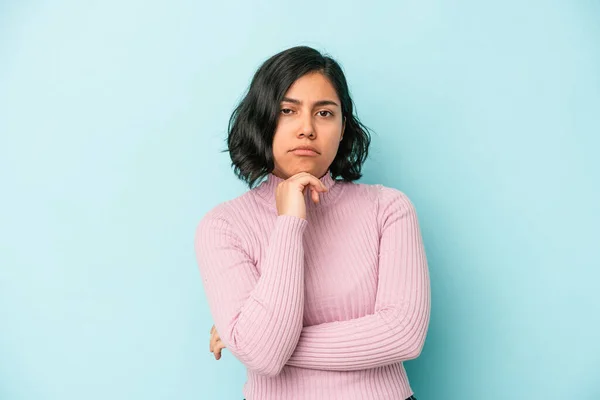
{"left": 286, "top": 188, "right": 431, "bottom": 371}
{"left": 195, "top": 207, "right": 307, "bottom": 377}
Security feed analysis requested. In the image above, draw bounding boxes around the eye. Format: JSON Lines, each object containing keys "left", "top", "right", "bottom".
{"left": 280, "top": 108, "right": 293, "bottom": 115}
{"left": 318, "top": 110, "right": 333, "bottom": 117}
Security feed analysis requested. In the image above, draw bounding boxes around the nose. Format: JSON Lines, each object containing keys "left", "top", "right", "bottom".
{"left": 297, "top": 110, "right": 315, "bottom": 138}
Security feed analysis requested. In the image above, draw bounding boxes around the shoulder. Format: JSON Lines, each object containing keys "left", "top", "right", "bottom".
{"left": 370, "top": 183, "right": 419, "bottom": 223}
{"left": 196, "top": 189, "right": 256, "bottom": 225}
{"left": 377, "top": 184, "right": 415, "bottom": 205}
{"left": 195, "top": 190, "right": 261, "bottom": 242}
{"left": 195, "top": 203, "right": 229, "bottom": 249}
{"left": 197, "top": 201, "right": 229, "bottom": 225}
{"left": 346, "top": 181, "right": 415, "bottom": 209}
{"left": 195, "top": 198, "right": 237, "bottom": 240}
{"left": 337, "top": 181, "right": 417, "bottom": 223}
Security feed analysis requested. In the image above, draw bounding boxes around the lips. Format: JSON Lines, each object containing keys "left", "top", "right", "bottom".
{"left": 291, "top": 146, "right": 319, "bottom": 153}
{"left": 292, "top": 148, "right": 318, "bottom": 156}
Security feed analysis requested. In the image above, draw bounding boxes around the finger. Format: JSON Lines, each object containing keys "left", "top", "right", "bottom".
{"left": 215, "top": 342, "right": 225, "bottom": 360}
{"left": 312, "top": 188, "right": 319, "bottom": 204}
{"left": 210, "top": 331, "right": 225, "bottom": 351}
{"left": 210, "top": 333, "right": 218, "bottom": 353}
{"left": 292, "top": 172, "right": 328, "bottom": 192}
{"left": 292, "top": 173, "right": 327, "bottom": 206}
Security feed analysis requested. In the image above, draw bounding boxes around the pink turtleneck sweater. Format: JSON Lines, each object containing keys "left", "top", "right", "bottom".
{"left": 194, "top": 169, "right": 431, "bottom": 400}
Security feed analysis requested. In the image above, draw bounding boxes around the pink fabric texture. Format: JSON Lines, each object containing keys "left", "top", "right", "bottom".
{"left": 194, "top": 169, "right": 431, "bottom": 399}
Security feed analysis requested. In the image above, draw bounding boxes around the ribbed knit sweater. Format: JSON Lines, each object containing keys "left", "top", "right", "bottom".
{"left": 194, "top": 169, "right": 431, "bottom": 400}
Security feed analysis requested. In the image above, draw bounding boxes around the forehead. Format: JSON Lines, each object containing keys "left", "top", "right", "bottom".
{"left": 284, "top": 72, "right": 339, "bottom": 100}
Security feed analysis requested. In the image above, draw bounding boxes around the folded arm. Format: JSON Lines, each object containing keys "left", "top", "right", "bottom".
{"left": 195, "top": 208, "right": 308, "bottom": 377}
{"left": 286, "top": 187, "right": 431, "bottom": 371}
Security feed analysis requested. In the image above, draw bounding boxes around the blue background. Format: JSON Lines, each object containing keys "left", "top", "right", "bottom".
{"left": 1, "top": 1, "right": 599, "bottom": 399}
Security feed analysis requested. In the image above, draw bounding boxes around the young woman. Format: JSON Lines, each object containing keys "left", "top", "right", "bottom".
{"left": 195, "top": 45, "right": 430, "bottom": 400}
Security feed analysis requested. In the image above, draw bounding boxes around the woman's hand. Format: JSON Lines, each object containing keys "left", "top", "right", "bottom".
{"left": 276, "top": 171, "right": 328, "bottom": 220}
{"left": 210, "top": 324, "right": 226, "bottom": 360}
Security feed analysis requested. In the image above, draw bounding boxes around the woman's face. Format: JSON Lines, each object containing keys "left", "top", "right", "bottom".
{"left": 271, "top": 72, "right": 345, "bottom": 180}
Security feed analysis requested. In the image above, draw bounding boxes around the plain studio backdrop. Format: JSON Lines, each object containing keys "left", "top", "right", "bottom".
{"left": 1, "top": 1, "right": 599, "bottom": 399}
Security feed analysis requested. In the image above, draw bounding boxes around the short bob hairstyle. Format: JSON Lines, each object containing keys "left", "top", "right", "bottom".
{"left": 224, "top": 45, "right": 373, "bottom": 189}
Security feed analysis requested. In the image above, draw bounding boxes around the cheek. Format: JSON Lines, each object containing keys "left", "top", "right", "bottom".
{"left": 322, "top": 139, "right": 341, "bottom": 159}
{"left": 271, "top": 135, "right": 287, "bottom": 156}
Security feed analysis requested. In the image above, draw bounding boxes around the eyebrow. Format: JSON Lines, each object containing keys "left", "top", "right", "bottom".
{"left": 281, "top": 97, "right": 339, "bottom": 108}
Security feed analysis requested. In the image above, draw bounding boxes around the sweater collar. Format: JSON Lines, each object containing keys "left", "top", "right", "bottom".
{"left": 254, "top": 169, "right": 344, "bottom": 210}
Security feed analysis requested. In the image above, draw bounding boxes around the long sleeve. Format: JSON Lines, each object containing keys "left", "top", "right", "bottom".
{"left": 194, "top": 207, "right": 308, "bottom": 377}
{"left": 285, "top": 187, "right": 431, "bottom": 371}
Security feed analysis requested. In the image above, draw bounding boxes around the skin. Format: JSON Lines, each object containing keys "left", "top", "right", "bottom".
{"left": 209, "top": 71, "right": 346, "bottom": 360}
{"left": 271, "top": 71, "right": 345, "bottom": 182}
